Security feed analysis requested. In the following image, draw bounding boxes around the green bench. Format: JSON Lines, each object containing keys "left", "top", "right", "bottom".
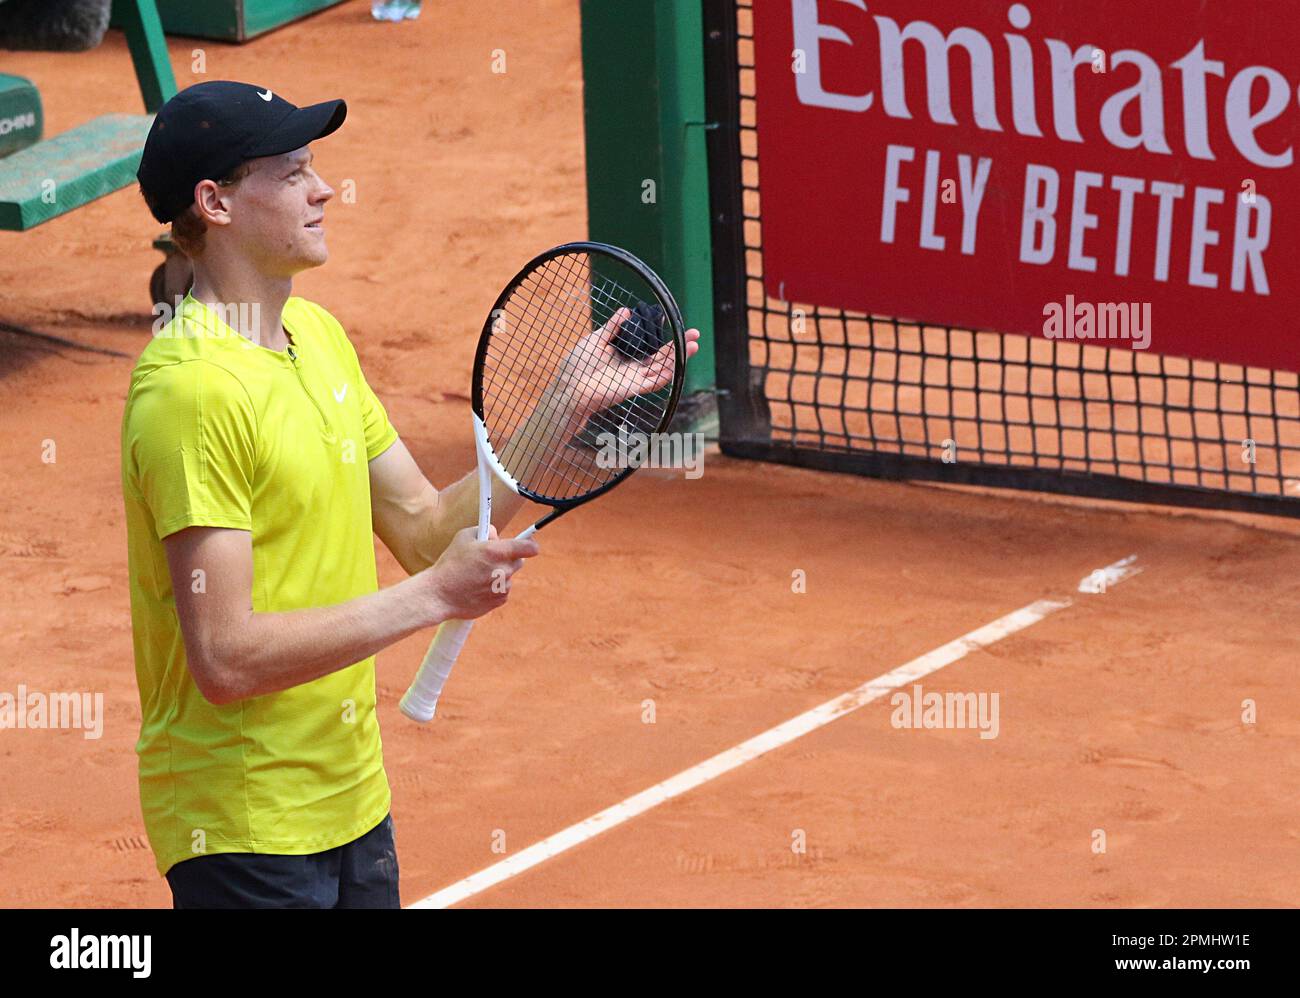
{"left": 0, "top": 112, "right": 154, "bottom": 229}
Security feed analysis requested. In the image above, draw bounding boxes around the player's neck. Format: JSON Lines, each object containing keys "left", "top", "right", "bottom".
{"left": 188, "top": 257, "right": 294, "bottom": 352}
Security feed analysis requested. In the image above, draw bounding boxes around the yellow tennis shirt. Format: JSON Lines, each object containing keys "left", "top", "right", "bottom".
{"left": 120, "top": 293, "right": 399, "bottom": 875}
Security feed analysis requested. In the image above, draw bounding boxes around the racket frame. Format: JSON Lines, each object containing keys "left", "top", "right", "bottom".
{"left": 470, "top": 241, "right": 687, "bottom": 528}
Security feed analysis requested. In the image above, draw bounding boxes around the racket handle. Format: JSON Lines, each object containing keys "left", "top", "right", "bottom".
{"left": 399, "top": 617, "right": 476, "bottom": 722}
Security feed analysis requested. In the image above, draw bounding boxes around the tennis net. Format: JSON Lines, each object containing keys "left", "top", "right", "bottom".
{"left": 703, "top": 0, "right": 1300, "bottom": 518}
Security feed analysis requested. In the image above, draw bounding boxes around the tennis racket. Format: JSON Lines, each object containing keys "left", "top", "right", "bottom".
{"left": 399, "top": 241, "right": 688, "bottom": 722}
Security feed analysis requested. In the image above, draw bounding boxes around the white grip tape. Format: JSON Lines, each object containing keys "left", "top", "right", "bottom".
{"left": 399, "top": 617, "right": 475, "bottom": 722}
{"left": 400, "top": 413, "right": 515, "bottom": 723}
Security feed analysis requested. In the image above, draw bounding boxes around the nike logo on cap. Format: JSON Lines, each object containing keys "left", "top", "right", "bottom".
{"left": 257, "top": 88, "right": 273, "bottom": 101}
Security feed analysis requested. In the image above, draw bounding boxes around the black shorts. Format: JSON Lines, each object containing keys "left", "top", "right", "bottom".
{"left": 165, "top": 814, "right": 400, "bottom": 909}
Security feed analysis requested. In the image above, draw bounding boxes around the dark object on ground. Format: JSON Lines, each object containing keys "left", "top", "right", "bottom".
{"left": 0, "top": 0, "right": 112, "bottom": 52}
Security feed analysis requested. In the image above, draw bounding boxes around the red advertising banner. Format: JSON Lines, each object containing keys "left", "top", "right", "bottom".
{"left": 752, "top": 0, "right": 1299, "bottom": 372}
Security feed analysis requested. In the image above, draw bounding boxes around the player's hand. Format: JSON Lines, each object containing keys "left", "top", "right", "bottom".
{"left": 421, "top": 525, "right": 539, "bottom": 622}
{"left": 553, "top": 308, "right": 700, "bottom": 417}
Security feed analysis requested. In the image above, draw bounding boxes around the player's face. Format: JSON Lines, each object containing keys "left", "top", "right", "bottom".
{"left": 227, "top": 146, "right": 334, "bottom": 276}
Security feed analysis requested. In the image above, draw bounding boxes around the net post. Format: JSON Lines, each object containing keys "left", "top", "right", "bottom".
{"left": 700, "top": 0, "right": 766, "bottom": 450}
{"left": 652, "top": 0, "right": 716, "bottom": 404}
{"left": 580, "top": 0, "right": 718, "bottom": 429}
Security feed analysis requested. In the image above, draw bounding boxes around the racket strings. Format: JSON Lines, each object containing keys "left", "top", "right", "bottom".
{"left": 489, "top": 270, "right": 667, "bottom": 423}
{"left": 491, "top": 318, "right": 667, "bottom": 495}
{"left": 479, "top": 252, "right": 677, "bottom": 501}
{"left": 486, "top": 264, "right": 620, "bottom": 485}
{"left": 486, "top": 258, "right": 652, "bottom": 415}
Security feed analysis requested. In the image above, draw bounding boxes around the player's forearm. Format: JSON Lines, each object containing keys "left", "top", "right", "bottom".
{"left": 399, "top": 389, "right": 585, "bottom": 574}
{"left": 202, "top": 574, "right": 442, "bottom": 704}
{"left": 429, "top": 389, "right": 583, "bottom": 545}
{"left": 406, "top": 468, "right": 527, "bottom": 573}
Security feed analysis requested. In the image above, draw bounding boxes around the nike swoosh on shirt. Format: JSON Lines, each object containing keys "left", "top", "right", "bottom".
{"left": 333, "top": 384, "right": 349, "bottom": 403}
{"left": 258, "top": 89, "right": 273, "bottom": 101}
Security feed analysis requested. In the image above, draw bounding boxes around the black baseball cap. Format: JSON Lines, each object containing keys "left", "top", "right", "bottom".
{"left": 137, "top": 81, "right": 346, "bottom": 224}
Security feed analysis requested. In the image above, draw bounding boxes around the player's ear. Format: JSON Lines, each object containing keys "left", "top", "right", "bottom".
{"left": 193, "top": 179, "right": 233, "bottom": 228}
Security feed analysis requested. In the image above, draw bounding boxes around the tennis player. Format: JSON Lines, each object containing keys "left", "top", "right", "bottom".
{"left": 121, "top": 82, "right": 695, "bottom": 909}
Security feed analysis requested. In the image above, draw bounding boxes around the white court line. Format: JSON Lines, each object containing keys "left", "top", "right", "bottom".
{"left": 1078, "top": 553, "right": 1142, "bottom": 593}
{"left": 410, "top": 556, "right": 1140, "bottom": 909}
